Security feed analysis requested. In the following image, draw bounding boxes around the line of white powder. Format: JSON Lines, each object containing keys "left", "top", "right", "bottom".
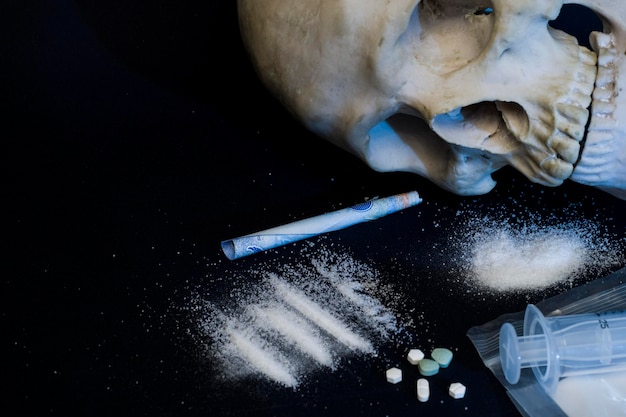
{"left": 332, "top": 281, "right": 397, "bottom": 337}
{"left": 225, "top": 318, "right": 299, "bottom": 388}
{"left": 250, "top": 303, "right": 334, "bottom": 366}
{"left": 269, "top": 274, "right": 375, "bottom": 353}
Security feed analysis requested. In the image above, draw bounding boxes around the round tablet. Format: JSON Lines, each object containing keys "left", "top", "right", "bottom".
{"left": 418, "top": 359, "right": 440, "bottom": 376}
{"left": 431, "top": 347, "right": 453, "bottom": 368}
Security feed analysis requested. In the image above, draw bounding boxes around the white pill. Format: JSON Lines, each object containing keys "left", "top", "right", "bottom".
{"left": 449, "top": 382, "right": 466, "bottom": 399}
{"left": 407, "top": 348, "right": 425, "bottom": 365}
{"left": 386, "top": 367, "right": 402, "bottom": 384}
{"left": 417, "top": 378, "right": 430, "bottom": 402}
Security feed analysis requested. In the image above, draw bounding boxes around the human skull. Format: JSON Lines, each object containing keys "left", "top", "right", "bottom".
{"left": 237, "top": 0, "right": 626, "bottom": 199}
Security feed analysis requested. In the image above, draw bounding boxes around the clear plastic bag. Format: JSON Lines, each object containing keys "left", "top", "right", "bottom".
{"left": 467, "top": 267, "right": 626, "bottom": 417}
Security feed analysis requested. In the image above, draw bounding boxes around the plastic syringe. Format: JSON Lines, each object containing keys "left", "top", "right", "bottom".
{"left": 499, "top": 304, "right": 626, "bottom": 394}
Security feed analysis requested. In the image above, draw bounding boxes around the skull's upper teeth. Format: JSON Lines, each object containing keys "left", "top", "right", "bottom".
{"left": 589, "top": 32, "right": 617, "bottom": 121}
{"left": 570, "top": 30, "right": 626, "bottom": 198}
{"left": 583, "top": 31, "right": 618, "bottom": 144}
{"left": 591, "top": 30, "right": 613, "bottom": 51}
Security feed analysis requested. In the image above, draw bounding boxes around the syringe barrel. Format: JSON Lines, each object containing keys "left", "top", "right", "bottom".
{"left": 500, "top": 304, "right": 626, "bottom": 394}
{"left": 541, "top": 309, "right": 626, "bottom": 374}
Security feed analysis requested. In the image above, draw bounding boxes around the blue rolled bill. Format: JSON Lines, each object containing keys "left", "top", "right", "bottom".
{"left": 221, "top": 191, "right": 422, "bottom": 260}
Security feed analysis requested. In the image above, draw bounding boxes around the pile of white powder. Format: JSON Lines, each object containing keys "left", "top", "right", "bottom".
{"left": 450, "top": 215, "right": 625, "bottom": 292}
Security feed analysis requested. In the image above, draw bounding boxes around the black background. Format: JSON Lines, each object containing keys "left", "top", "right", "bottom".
{"left": 5, "top": 1, "right": 625, "bottom": 416}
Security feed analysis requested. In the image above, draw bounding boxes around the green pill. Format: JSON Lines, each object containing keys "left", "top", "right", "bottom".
{"left": 418, "top": 359, "right": 440, "bottom": 376}
{"left": 431, "top": 348, "right": 453, "bottom": 368}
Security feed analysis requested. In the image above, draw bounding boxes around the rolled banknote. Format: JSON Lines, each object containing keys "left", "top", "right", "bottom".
{"left": 221, "top": 191, "right": 422, "bottom": 260}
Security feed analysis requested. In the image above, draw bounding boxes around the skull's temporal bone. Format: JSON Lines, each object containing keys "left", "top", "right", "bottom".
{"left": 237, "top": 0, "right": 626, "bottom": 199}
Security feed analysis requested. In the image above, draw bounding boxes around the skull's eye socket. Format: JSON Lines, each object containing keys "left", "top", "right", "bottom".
{"left": 414, "top": 1, "right": 496, "bottom": 73}
{"left": 548, "top": 4, "right": 604, "bottom": 50}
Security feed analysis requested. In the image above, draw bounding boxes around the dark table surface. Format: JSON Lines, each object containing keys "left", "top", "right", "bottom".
{"left": 5, "top": 2, "right": 625, "bottom": 416}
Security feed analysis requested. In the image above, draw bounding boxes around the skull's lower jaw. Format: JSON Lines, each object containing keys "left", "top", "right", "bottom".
{"left": 571, "top": 31, "right": 626, "bottom": 200}
{"left": 363, "top": 93, "right": 589, "bottom": 197}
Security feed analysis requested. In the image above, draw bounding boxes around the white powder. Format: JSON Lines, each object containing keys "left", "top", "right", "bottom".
{"left": 450, "top": 215, "right": 625, "bottom": 292}
{"left": 250, "top": 303, "right": 334, "bottom": 366}
{"left": 224, "top": 318, "right": 299, "bottom": 387}
{"left": 190, "top": 249, "right": 407, "bottom": 389}
{"left": 331, "top": 280, "right": 397, "bottom": 338}
{"left": 552, "top": 373, "right": 626, "bottom": 417}
{"left": 270, "top": 275, "right": 375, "bottom": 353}
{"left": 469, "top": 228, "right": 587, "bottom": 290}
{"left": 182, "top": 204, "right": 624, "bottom": 389}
